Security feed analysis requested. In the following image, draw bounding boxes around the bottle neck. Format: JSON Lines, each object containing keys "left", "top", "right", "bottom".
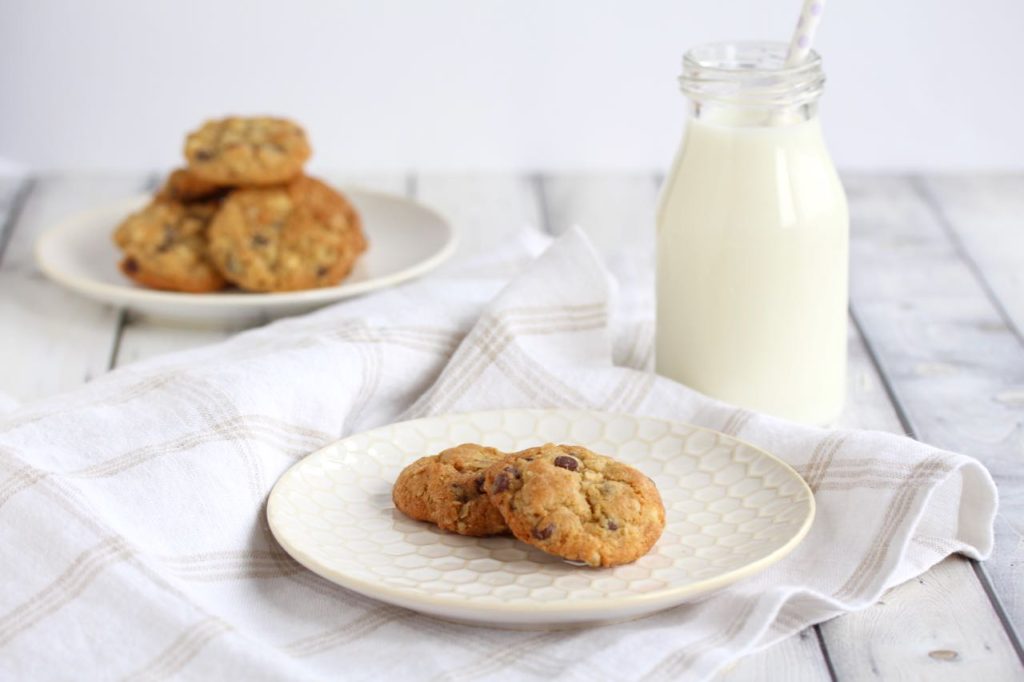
{"left": 681, "top": 41, "right": 825, "bottom": 128}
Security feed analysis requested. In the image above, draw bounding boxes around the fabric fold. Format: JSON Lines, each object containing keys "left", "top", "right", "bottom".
{"left": 0, "top": 227, "right": 996, "bottom": 681}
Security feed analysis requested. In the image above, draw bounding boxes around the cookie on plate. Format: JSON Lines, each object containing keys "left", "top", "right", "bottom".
{"left": 184, "top": 116, "right": 311, "bottom": 186}
{"left": 156, "top": 168, "right": 230, "bottom": 203}
{"left": 393, "top": 443, "right": 510, "bottom": 537}
{"left": 112, "top": 198, "right": 227, "bottom": 293}
{"left": 484, "top": 444, "right": 665, "bottom": 567}
{"left": 207, "top": 175, "right": 366, "bottom": 292}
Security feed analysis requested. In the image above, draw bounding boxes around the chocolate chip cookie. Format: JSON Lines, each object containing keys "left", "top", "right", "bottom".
{"left": 184, "top": 116, "right": 311, "bottom": 185}
{"left": 112, "top": 198, "right": 227, "bottom": 293}
{"left": 207, "top": 175, "right": 366, "bottom": 292}
{"left": 485, "top": 444, "right": 665, "bottom": 567}
{"left": 392, "top": 444, "right": 510, "bottom": 537}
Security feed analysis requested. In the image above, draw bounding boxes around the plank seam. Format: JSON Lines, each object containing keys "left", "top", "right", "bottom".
{"left": 971, "top": 559, "right": 1024, "bottom": 666}
{"left": 532, "top": 174, "right": 556, "bottom": 236}
{"left": 813, "top": 625, "right": 839, "bottom": 682}
{"left": 848, "top": 306, "right": 915, "bottom": 438}
{"left": 106, "top": 309, "right": 129, "bottom": 371}
{"left": 107, "top": 172, "right": 168, "bottom": 370}
{"left": 903, "top": 176, "right": 1024, "bottom": 664}
{"left": 910, "top": 175, "right": 1024, "bottom": 347}
{"left": 850, "top": 300, "right": 1024, "bottom": 666}
{"left": 0, "top": 177, "right": 38, "bottom": 268}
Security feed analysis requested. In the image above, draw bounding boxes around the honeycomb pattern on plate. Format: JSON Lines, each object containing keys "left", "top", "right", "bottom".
{"left": 268, "top": 410, "right": 813, "bottom": 608}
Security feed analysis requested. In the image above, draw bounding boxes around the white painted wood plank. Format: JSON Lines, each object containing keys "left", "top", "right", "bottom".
{"left": 540, "top": 173, "right": 657, "bottom": 298}
{"left": 0, "top": 174, "right": 147, "bottom": 403}
{"left": 414, "top": 173, "right": 543, "bottom": 258}
{"left": 824, "top": 323, "right": 1021, "bottom": 678}
{"left": 729, "top": 176, "right": 1021, "bottom": 680}
{"left": 719, "top": 630, "right": 828, "bottom": 682}
{"left": 827, "top": 557, "right": 1020, "bottom": 680}
{"left": 845, "top": 173, "right": 1024, "bottom": 651}
{"left": 919, "top": 174, "right": 1024, "bottom": 337}
{"left": 0, "top": 175, "right": 27, "bottom": 240}
{"left": 112, "top": 173, "right": 409, "bottom": 368}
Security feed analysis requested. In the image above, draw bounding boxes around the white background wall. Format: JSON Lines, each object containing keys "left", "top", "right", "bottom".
{"left": 1, "top": 0, "right": 1022, "bottom": 173}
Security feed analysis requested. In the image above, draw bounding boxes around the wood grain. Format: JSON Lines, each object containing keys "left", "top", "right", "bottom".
{"left": 825, "top": 557, "right": 1021, "bottom": 680}
{"left": 0, "top": 174, "right": 146, "bottom": 402}
{"left": 540, "top": 172, "right": 1023, "bottom": 680}
{"left": 824, "top": 295, "right": 1021, "bottom": 679}
{"left": 415, "top": 173, "right": 543, "bottom": 258}
{"left": 845, "top": 173, "right": 1024, "bottom": 657}
{"left": 917, "top": 174, "right": 1024, "bottom": 339}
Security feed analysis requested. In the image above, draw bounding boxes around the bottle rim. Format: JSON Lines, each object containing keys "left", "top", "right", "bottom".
{"left": 680, "top": 41, "right": 825, "bottom": 108}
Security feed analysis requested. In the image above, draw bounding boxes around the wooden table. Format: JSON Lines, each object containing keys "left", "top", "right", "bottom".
{"left": 1, "top": 171, "right": 1021, "bottom": 679}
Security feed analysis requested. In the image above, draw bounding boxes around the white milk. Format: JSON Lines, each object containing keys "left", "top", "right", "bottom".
{"left": 656, "top": 44, "right": 848, "bottom": 425}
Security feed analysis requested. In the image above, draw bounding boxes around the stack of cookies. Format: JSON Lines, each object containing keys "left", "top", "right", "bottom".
{"left": 393, "top": 443, "right": 666, "bottom": 567}
{"left": 113, "top": 116, "right": 367, "bottom": 293}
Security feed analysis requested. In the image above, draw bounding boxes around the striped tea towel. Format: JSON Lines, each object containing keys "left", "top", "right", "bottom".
{"left": 0, "top": 227, "right": 996, "bottom": 681}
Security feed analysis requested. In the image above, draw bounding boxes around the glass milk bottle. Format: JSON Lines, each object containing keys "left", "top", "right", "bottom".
{"left": 656, "top": 42, "right": 849, "bottom": 425}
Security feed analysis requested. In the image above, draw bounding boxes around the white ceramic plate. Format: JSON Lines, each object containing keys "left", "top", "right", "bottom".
{"left": 267, "top": 409, "right": 814, "bottom": 628}
{"left": 34, "top": 189, "right": 456, "bottom": 322}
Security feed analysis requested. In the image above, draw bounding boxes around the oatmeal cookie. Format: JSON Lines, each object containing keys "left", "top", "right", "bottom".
{"left": 112, "top": 198, "right": 226, "bottom": 293}
{"left": 392, "top": 443, "right": 510, "bottom": 537}
{"left": 155, "top": 168, "right": 229, "bottom": 203}
{"left": 184, "top": 116, "right": 311, "bottom": 185}
{"left": 207, "top": 175, "right": 366, "bottom": 292}
{"left": 484, "top": 444, "right": 665, "bottom": 567}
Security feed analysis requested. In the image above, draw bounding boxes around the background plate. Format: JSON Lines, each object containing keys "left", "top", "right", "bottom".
{"left": 34, "top": 188, "right": 456, "bottom": 322}
{"left": 267, "top": 409, "right": 815, "bottom": 628}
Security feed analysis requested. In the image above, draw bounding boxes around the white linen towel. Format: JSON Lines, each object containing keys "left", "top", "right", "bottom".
{"left": 0, "top": 227, "right": 996, "bottom": 681}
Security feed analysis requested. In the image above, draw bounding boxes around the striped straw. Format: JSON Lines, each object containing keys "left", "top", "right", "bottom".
{"left": 785, "top": 0, "right": 827, "bottom": 66}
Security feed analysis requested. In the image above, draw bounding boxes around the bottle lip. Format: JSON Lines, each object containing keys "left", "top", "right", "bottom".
{"left": 680, "top": 41, "right": 825, "bottom": 108}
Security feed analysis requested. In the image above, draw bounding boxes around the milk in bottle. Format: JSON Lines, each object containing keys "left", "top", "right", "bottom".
{"left": 656, "top": 42, "right": 849, "bottom": 425}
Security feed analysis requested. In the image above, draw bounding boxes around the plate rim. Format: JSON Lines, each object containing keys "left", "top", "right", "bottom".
{"left": 33, "top": 187, "right": 458, "bottom": 309}
{"left": 266, "top": 408, "right": 816, "bottom": 619}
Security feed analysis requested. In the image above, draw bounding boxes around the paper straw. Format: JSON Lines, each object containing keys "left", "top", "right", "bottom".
{"left": 785, "top": 0, "right": 827, "bottom": 66}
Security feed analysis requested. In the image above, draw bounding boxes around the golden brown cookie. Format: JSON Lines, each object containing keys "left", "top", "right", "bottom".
{"left": 112, "top": 198, "right": 227, "bottom": 293}
{"left": 156, "top": 168, "right": 230, "bottom": 203}
{"left": 392, "top": 444, "right": 510, "bottom": 537}
{"left": 184, "top": 116, "right": 311, "bottom": 185}
{"left": 485, "top": 444, "right": 665, "bottom": 567}
{"left": 207, "top": 176, "right": 366, "bottom": 292}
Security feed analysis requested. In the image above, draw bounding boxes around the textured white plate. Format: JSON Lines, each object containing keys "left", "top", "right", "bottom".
{"left": 34, "top": 189, "right": 456, "bottom": 323}
{"left": 267, "top": 409, "right": 815, "bottom": 628}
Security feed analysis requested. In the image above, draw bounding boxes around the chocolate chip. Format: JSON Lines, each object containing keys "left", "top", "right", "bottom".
{"left": 195, "top": 149, "right": 213, "bottom": 161}
{"left": 606, "top": 520, "right": 619, "bottom": 531}
{"left": 123, "top": 257, "right": 139, "bottom": 274}
{"left": 553, "top": 456, "right": 578, "bottom": 471}
{"left": 503, "top": 465, "right": 521, "bottom": 479}
{"left": 452, "top": 484, "right": 469, "bottom": 503}
{"left": 532, "top": 523, "right": 555, "bottom": 540}
{"left": 316, "top": 265, "right": 328, "bottom": 278}
{"left": 474, "top": 475, "right": 485, "bottom": 494}
{"left": 251, "top": 234, "right": 269, "bottom": 247}
{"left": 492, "top": 472, "right": 509, "bottom": 493}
